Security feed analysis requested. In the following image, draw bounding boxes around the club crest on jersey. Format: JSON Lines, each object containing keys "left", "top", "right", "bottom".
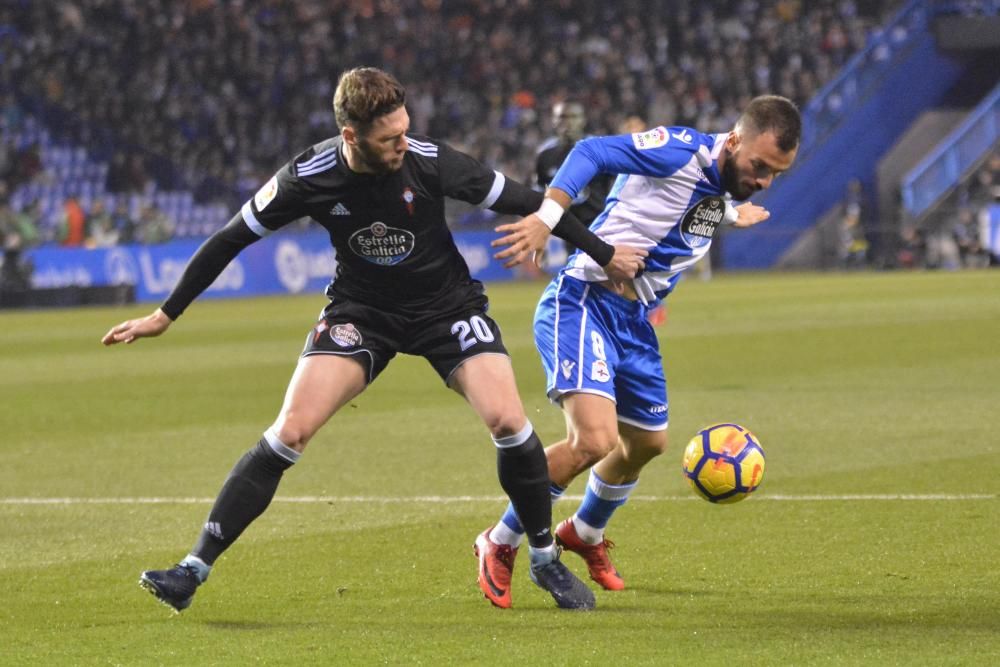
{"left": 254, "top": 176, "right": 278, "bottom": 211}
{"left": 632, "top": 127, "right": 668, "bottom": 150}
{"left": 402, "top": 187, "right": 415, "bottom": 215}
{"left": 680, "top": 196, "right": 725, "bottom": 248}
{"left": 590, "top": 359, "right": 611, "bottom": 383}
{"left": 329, "top": 323, "right": 362, "bottom": 348}
{"left": 348, "top": 222, "right": 415, "bottom": 266}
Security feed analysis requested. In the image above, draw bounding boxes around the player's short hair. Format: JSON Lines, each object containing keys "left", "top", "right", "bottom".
{"left": 333, "top": 67, "right": 406, "bottom": 133}
{"left": 736, "top": 95, "right": 801, "bottom": 152}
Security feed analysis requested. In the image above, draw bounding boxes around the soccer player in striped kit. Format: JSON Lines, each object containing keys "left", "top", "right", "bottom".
{"left": 477, "top": 96, "right": 800, "bottom": 604}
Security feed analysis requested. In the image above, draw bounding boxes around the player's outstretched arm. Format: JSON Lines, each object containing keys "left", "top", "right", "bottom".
{"left": 493, "top": 188, "right": 646, "bottom": 277}
{"left": 100, "top": 214, "right": 260, "bottom": 347}
{"left": 492, "top": 213, "right": 553, "bottom": 268}
{"left": 102, "top": 308, "right": 173, "bottom": 345}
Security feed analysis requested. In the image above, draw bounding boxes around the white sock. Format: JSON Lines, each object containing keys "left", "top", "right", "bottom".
{"left": 571, "top": 515, "right": 605, "bottom": 545}
{"left": 180, "top": 554, "right": 211, "bottom": 582}
{"left": 528, "top": 543, "right": 557, "bottom": 567}
{"left": 489, "top": 522, "right": 523, "bottom": 547}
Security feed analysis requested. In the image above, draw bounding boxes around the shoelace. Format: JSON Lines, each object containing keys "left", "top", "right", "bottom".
{"left": 493, "top": 544, "right": 516, "bottom": 571}
{"left": 582, "top": 539, "right": 617, "bottom": 573}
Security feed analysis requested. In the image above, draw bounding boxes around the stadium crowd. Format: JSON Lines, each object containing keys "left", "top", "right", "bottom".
{"left": 0, "top": 0, "right": 899, "bottom": 246}
{"left": 6, "top": 0, "right": 995, "bottom": 271}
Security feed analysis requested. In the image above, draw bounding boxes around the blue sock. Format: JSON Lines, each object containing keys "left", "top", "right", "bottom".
{"left": 494, "top": 482, "right": 565, "bottom": 545}
{"left": 575, "top": 470, "right": 637, "bottom": 541}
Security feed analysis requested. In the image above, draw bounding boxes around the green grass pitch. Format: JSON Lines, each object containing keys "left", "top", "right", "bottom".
{"left": 1, "top": 270, "right": 998, "bottom": 665}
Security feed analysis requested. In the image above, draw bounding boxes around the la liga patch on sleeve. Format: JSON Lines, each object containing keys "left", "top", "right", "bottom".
{"left": 254, "top": 175, "right": 279, "bottom": 211}
{"left": 632, "top": 127, "right": 668, "bottom": 150}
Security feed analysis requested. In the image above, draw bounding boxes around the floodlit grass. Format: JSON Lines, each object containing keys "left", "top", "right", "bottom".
{"left": 1, "top": 270, "right": 998, "bottom": 665}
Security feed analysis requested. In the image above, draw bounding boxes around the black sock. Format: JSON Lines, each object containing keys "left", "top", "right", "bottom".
{"left": 191, "top": 438, "right": 295, "bottom": 564}
{"left": 496, "top": 431, "right": 554, "bottom": 549}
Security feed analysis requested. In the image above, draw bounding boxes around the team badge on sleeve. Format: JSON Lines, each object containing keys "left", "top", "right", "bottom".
{"left": 254, "top": 176, "right": 279, "bottom": 211}
{"left": 632, "top": 127, "right": 668, "bottom": 150}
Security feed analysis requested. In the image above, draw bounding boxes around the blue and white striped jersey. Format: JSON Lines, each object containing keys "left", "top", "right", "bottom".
{"left": 550, "top": 126, "right": 738, "bottom": 304}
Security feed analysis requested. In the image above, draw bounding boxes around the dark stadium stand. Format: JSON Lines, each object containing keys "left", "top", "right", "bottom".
{"left": 0, "top": 0, "right": 996, "bottom": 277}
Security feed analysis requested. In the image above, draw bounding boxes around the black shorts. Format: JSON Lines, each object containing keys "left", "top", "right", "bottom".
{"left": 301, "top": 289, "right": 509, "bottom": 385}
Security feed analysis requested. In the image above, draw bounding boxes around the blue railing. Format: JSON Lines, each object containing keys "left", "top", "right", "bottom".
{"left": 801, "top": 0, "right": 929, "bottom": 153}
{"left": 900, "top": 82, "right": 1000, "bottom": 217}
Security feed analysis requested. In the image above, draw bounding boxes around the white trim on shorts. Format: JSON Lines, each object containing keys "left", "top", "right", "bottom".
{"left": 301, "top": 349, "right": 376, "bottom": 384}
{"left": 617, "top": 415, "right": 669, "bottom": 432}
{"left": 546, "top": 386, "right": 616, "bottom": 405}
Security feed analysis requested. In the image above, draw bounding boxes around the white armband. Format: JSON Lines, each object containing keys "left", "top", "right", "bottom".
{"left": 724, "top": 201, "right": 739, "bottom": 225}
{"left": 536, "top": 198, "right": 566, "bottom": 231}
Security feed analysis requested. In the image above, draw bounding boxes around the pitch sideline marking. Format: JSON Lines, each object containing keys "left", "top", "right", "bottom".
{"left": 0, "top": 493, "right": 994, "bottom": 505}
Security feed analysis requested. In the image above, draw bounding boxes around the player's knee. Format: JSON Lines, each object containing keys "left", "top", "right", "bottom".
{"left": 271, "top": 416, "right": 318, "bottom": 452}
{"left": 482, "top": 409, "right": 529, "bottom": 440}
{"left": 623, "top": 432, "right": 669, "bottom": 463}
{"left": 567, "top": 429, "right": 617, "bottom": 470}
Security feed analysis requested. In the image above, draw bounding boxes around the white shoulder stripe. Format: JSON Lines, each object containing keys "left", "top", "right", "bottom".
{"left": 241, "top": 201, "right": 272, "bottom": 237}
{"left": 536, "top": 136, "right": 559, "bottom": 154}
{"left": 407, "top": 147, "right": 438, "bottom": 158}
{"left": 407, "top": 137, "right": 438, "bottom": 151}
{"left": 298, "top": 153, "right": 338, "bottom": 176}
{"left": 476, "top": 170, "right": 505, "bottom": 209}
{"left": 298, "top": 147, "right": 337, "bottom": 171}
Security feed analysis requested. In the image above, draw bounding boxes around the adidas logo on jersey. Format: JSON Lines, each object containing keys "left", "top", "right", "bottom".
{"left": 330, "top": 203, "right": 351, "bottom": 216}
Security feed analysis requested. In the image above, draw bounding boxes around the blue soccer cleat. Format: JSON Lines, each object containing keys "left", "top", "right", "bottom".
{"left": 529, "top": 549, "right": 596, "bottom": 610}
{"left": 139, "top": 563, "right": 202, "bottom": 612}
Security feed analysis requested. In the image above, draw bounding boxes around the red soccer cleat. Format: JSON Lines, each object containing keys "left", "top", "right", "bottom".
{"left": 474, "top": 528, "right": 518, "bottom": 608}
{"left": 555, "top": 518, "right": 625, "bottom": 591}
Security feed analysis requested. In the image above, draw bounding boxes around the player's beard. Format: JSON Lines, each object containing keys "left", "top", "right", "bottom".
{"left": 721, "top": 148, "right": 755, "bottom": 201}
{"left": 354, "top": 138, "right": 404, "bottom": 176}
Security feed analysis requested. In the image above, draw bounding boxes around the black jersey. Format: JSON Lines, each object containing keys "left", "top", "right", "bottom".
{"left": 535, "top": 137, "right": 614, "bottom": 225}
{"left": 243, "top": 134, "right": 504, "bottom": 311}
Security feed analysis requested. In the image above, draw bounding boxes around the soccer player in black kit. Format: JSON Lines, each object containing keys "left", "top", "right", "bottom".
{"left": 102, "top": 68, "right": 646, "bottom": 612}
{"left": 535, "top": 101, "right": 614, "bottom": 233}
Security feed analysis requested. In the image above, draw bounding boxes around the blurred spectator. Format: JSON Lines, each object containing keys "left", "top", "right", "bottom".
{"left": 0, "top": 139, "right": 14, "bottom": 184}
{"left": 111, "top": 201, "right": 137, "bottom": 244}
{"left": 0, "top": 203, "right": 34, "bottom": 290}
{"left": 56, "top": 195, "right": 87, "bottom": 246}
{"left": 137, "top": 204, "right": 174, "bottom": 245}
{"left": 86, "top": 200, "right": 119, "bottom": 248}
{"left": 618, "top": 116, "right": 647, "bottom": 133}
{"left": 896, "top": 224, "right": 925, "bottom": 269}
{"left": 107, "top": 151, "right": 150, "bottom": 194}
{"left": 10, "top": 200, "right": 41, "bottom": 249}
{"left": 839, "top": 178, "right": 870, "bottom": 269}
{"left": 952, "top": 206, "right": 988, "bottom": 268}
{"left": 0, "top": 93, "right": 25, "bottom": 133}
{"left": 4, "top": 0, "right": 896, "bottom": 205}
{"left": 10, "top": 142, "right": 42, "bottom": 189}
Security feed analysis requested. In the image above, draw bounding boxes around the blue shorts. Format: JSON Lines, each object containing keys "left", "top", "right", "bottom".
{"left": 534, "top": 274, "right": 668, "bottom": 430}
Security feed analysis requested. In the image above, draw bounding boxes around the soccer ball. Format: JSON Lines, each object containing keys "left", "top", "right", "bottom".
{"left": 682, "top": 423, "right": 765, "bottom": 504}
